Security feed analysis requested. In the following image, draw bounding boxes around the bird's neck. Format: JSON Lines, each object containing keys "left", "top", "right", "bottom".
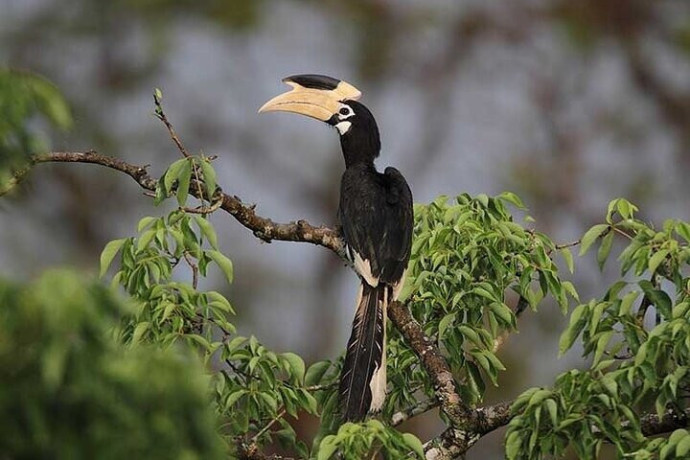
{"left": 339, "top": 132, "right": 380, "bottom": 169}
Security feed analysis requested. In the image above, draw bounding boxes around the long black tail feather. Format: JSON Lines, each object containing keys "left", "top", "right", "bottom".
{"left": 338, "top": 282, "right": 388, "bottom": 422}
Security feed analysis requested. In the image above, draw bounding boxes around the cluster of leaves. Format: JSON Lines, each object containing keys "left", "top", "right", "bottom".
{"left": 317, "top": 420, "right": 424, "bottom": 460}
{"left": 385, "top": 192, "right": 576, "bottom": 418}
{"left": 507, "top": 198, "right": 690, "bottom": 459}
{"left": 0, "top": 270, "right": 225, "bottom": 458}
{"left": 0, "top": 69, "right": 71, "bottom": 185}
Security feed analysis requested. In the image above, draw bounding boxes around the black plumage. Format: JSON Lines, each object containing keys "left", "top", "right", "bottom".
{"left": 259, "top": 74, "right": 413, "bottom": 422}
{"left": 335, "top": 103, "right": 413, "bottom": 422}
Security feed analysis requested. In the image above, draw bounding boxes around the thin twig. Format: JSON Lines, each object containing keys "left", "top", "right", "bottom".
{"left": 251, "top": 409, "right": 287, "bottom": 444}
{"left": 304, "top": 382, "right": 338, "bottom": 392}
{"left": 612, "top": 225, "right": 634, "bottom": 240}
{"left": 554, "top": 239, "right": 581, "bottom": 250}
{"left": 391, "top": 398, "right": 439, "bottom": 426}
{"left": 182, "top": 190, "right": 224, "bottom": 214}
{"left": 153, "top": 91, "right": 190, "bottom": 158}
{"left": 183, "top": 251, "right": 199, "bottom": 289}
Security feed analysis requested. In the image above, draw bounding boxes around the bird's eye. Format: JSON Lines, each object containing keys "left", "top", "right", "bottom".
{"left": 339, "top": 107, "right": 351, "bottom": 116}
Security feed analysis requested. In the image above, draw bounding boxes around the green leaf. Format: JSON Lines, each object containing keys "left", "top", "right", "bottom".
{"left": 527, "top": 389, "right": 551, "bottom": 407}
{"left": 317, "top": 435, "right": 338, "bottom": 460}
{"left": 593, "top": 330, "right": 614, "bottom": 365}
{"left": 176, "top": 160, "right": 192, "bottom": 206}
{"left": 194, "top": 215, "right": 219, "bottom": 249}
{"left": 131, "top": 321, "right": 150, "bottom": 344}
{"left": 676, "top": 222, "right": 690, "bottom": 243}
{"left": 163, "top": 158, "right": 188, "bottom": 194}
{"left": 559, "top": 303, "right": 587, "bottom": 355}
{"left": 597, "top": 231, "right": 614, "bottom": 270}
{"left": 200, "top": 159, "right": 217, "bottom": 199}
{"left": 438, "top": 312, "right": 455, "bottom": 338}
{"left": 579, "top": 224, "right": 609, "bottom": 256}
{"left": 498, "top": 191, "right": 526, "bottom": 209}
{"left": 401, "top": 433, "right": 424, "bottom": 459}
{"left": 648, "top": 249, "right": 669, "bottom": 275}
{"left": 136, "top": 229, "right": 156, "bottom": 252}
{"left": 207, "top": 250, "right": 233, "bottom": 284}
{"left": 489, "top": 302, "right": 514, "bottom": 326}
{"left": 29, "top": 75, "right": 73, "bottom": 130}
{"left": 677, "top": 434, "right": 690, "bottom": 457}
{"left": 258, "top": 392, "right": 278, "bottom": 412}
{"left": 99, "top": 238, "right": 126, "bottom": 277}
{"left": 206, "top": 291, "right": 234, "bottom": 314}
{"left": 562, "top": 281, "right": 579, "bottom": 302}
{"left": 560, "top": 247, "right": 574, "bottom": 274}
{"left": 616, "top": 199, "right": 637, "bottom": 219}
{"left": 639, "top": 281, "right": 672, "bottom": 318}
{"left": 226, "top": 389, "right": 247, "bottom": 408}
{"left": 505, "top": 431, "right": 521, "bottom": 460}
{"left": 619, "top": 290, "right": 639, "bottom": 316}
{"left": 282, "top": 352, "right": 306, "bottom": 383}
{"left": 472, "top": 286, "right": 497, "bottom": 302}
{"left": 305, "top": 361, "right": 331, "bottom": 386}
{"left": 545, "top": 398, "right": 558, "bottom": 426}
{"left": 137, "top": 216, "right": 157, "bottom": 233}
{"left": 300, "top": 390, "right": 318, "bottom": 414}
{"left": 186, "top": 334, "right": 211, "bottom": 350}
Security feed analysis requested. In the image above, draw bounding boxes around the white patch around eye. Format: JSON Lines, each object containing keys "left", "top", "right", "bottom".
{"left": 335, "top": 121, "right": 352, "bottom": 135}
{"left": 338, "top": 105, "right": 355, "bottom": 119}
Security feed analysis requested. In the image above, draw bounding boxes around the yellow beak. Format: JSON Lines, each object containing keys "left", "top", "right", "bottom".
{"left": 259, "top": 76, "right": 361, "bottom": 122}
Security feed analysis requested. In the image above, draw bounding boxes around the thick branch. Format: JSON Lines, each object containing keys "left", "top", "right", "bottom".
{"left": 388, "top": 301, "right": 471, "bottom": 427}
{"left": 640, "top": 408, "right": 690, "bottom": 437}
{"left": 391, "top": 398, "right": 438, "bottom": 427}
{"left": 27, "top": 151, "right": 346, "bottom": 258}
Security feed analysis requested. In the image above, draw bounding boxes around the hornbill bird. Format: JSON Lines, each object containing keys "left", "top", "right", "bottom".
{"left": 259, "top": 75, "right": 413, "bottom": 422}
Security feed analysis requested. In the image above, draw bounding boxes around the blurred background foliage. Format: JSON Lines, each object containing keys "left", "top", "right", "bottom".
{"left": 0, "top": 270, "right": 225, "bottom": 459}
{"left": 0, "top": 68, "right": 71, "bottom": 186}
{"left": 1, "top": 0, "right": 690, "bottom": 457}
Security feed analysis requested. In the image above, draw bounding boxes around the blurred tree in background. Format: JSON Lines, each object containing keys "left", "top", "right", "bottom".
{"left": 0, "top": 270, "right": 225, "bottom": 459}
{"left": 2, "top": 1, "right": 690, "bottom": 458}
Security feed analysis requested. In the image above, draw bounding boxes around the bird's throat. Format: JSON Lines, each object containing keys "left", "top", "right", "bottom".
{"left": 339, "top": 131, "right": 380, "bottom": 169}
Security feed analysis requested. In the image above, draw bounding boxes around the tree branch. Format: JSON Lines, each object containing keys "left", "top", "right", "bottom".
{"left": 387, "top": 301, "right": 471, "bottom": 426}
{"left": 391, "top": 398, "right": 438, "bottom": 427}
{"left": 640, "top": 407, "right": 690, "bottom": 437}
{"left": 26, "top": 151, "right": 346, "bottom": 259}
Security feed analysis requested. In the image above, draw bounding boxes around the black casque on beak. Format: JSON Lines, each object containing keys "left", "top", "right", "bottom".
{"left": 258, "top": 74, "right": 361, "bottom": 122}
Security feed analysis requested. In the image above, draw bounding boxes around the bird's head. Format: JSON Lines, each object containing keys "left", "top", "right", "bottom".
{"left": 259, "top": 74, "right": 381, "bottom": 165}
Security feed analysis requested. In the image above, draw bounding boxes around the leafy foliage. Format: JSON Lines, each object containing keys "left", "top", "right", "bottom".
{"left": 507, "top": 198, "right": 690, "bottom": 459}
{"left": 101, "top": 181, "right": 579, "bottom": 458}
{"left": 317, "top": 421, "right": 423, "bottom": 460}
{"left": 0, "top": 270, "right": 225, "bottom": 459}
{"left": 385, "top": 193, "right": 575, "bottom": 418}
{"left": 0, "top": 69, "right": 71, "bottom": 184}
{"left": 101, "top": 155, "right": 328, "bottom": 457}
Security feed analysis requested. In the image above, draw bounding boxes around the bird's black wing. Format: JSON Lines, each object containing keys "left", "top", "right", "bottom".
{"left": 339, "top": 166, "right": 413, "bottom": 285}
{"left": 378, "top": 166, "right": 413, "bottom": 284}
